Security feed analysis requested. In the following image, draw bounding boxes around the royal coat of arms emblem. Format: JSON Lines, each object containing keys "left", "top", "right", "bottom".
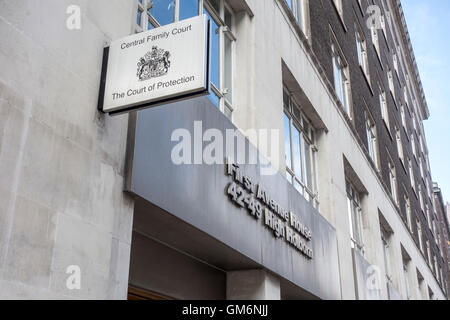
{"left": 137, "top": 46, "right": 171, "bottom": 81}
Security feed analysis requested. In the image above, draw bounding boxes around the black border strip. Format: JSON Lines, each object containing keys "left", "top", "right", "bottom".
{"left": 97, "top": 46, "right": 109, "bottom": 112}
{"left": 205, "top": 17, "right": 211, "bottom": 95}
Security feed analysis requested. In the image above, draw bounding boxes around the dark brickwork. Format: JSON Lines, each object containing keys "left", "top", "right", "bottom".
{"left": 299, "top": 0, "right": 447, "bottom": 293}
{"left": 433, "top": 186, "right": 450, "bottom": 296}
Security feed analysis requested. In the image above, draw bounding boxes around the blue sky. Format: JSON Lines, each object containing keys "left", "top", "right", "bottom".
{"left": 401, "top": 0, "right": 450, "bottom": 203}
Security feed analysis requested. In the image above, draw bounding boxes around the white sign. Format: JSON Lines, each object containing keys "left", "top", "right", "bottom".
{"left": 100, "top": 15, "right": 209, "bottom": 114}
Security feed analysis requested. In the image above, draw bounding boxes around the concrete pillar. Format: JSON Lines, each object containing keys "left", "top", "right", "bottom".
{"left": 226, "top": 270, "right": 281, "bottom": 300}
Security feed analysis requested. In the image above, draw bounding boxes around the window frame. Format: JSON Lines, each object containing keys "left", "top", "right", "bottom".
{"left": 332, "top": 0, "right": 344, "bottom": 21}
{"left": 393, "top": 52, "right": 399, "bottom": 76}
{"left": 203, "top": 0, "right": 236, "bottom": 119}
{"left": 284, "top": 88, "right": 319, "bottom": 209}
{"left": 134, "top": 0, "right": 236, "bottom": 119}
{"left": 433, "top": 255, "right": 438, "bottom": 279}
{"left": 418, "top": 184, "right": 424, "bottom": 212}
{"left": 395, "top": 125, "right": 404, "bottom": 165}
{"left": 417, "top": 217, "right": 424, "bottom": 254}
{"left": 388, "top": 68, "right": 395, "bottom": 101}
{"left": 388, "top": 154, "right": 398, "bottom": 205}
{"left": 403, "top": 259, "right": 411, "bottom": 300}
{"left": 426, "top": 204, "right": 432, "bottom": 230}
{"left": 370, "top": 22, "right": 381, "bottom": 61}
{"left": 355, "top": 21, "right": 370, "bottom": 84}
{"left": 401, "top": 104, "right": 408, "bottom": 135}
{"left": 364, "top": 108, "right": 379, "bottom": 170}
{"left": 346, "top": 180, "right": 364, "bottom": 253}
{"left": 411, "top": 133, "right": 417, "bottom": 160}
{"left": 419, "top": 156, "right": 425, "bottom": 180}
{"left": 426, "top": 239, "right": 432, "bottom": 266}
{"left": 404, "top": 193, "right": 412, "bottom": 232}
{"left": 136, "top": 0, "right": 177, "bottom": 32}
{"left": 285, "top": 0, "right": 311, "bottom": 38}
{"left": 380, "top": 225, "right": 393, "bottom": 285}
{"left": 408, "top": 157, "right": 416, "bottom": 193}
{"left": 331, "top": 36, "right": 353, "bottom": 119}
{"left": 378, "top": 80, "right": 389, "bottom": 131}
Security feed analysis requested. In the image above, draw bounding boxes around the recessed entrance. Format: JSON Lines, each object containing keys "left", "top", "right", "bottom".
{"left": 126, "top": 198, "right": 227, "bottom": 300}
{"left": 127, "top": 286, "right": 172, "bottom": 300}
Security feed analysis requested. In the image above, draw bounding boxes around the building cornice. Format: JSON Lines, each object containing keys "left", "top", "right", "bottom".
{"left": 392, "top": 0, "right": 430, "bottom": 120}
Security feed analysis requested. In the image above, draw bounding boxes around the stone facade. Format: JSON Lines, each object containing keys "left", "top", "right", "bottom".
{"left": 0, "top": 0, "right": 447, "bottom": 299}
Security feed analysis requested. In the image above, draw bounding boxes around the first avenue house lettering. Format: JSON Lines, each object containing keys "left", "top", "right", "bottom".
{"left": 225, "top": 159, "right": 314, "bottom": 259}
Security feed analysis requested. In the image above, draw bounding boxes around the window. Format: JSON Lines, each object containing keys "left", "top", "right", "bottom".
{"left": 403, "top": 86, "right": 409, "bottom": 109}
{"left": 419, "top": 135, "right": 425, "bottom": 154}
{"left": 180, "top": 0, "right": 201, "bottom": 20}
{"left": 286, "top": 0, "right": 293, "bottom": 10}
{"left": 135, "top": 0, "right": 235, "bottom": 119}
{"left": 379, "top": 82, "right": 389, "bottom": 129}
{"left": 333, "top": 0, "right": 343, "bottom": 17}
{"left": 426, "top": 204, "right": 432, "bottom": 229}
{"left": 356, "top": 24, "right": 370, "bottom": 81}
{"left": 401, "top": 104, "right": 407, "bottom": 134}
{"left": 380, "top": 14, "right": 387, "bottom": 37}
{"left": 408, "top": 158, "right": 415, "bottom": 192}
{"left": 436, "top": 226, "right": 441, "bottom": 248}
{"left": 388, "top": 157, "right": 398, "bottom": 204}
{"left": 381, "top": 225, "right": 393, "bottom": 286}
{"left": 347, "top": 180, "right": 364, "bottom": 252}
{"left": 404, "top": 194, "right": 412, "bottom": 232}
{"left": 285, "top": 0, "right": 310, "bottom": 36}
{"left": 426, "top": 240, "right": 432, "bottom": 265}
{"left": 284, "top": 89, "right": 319, "bottom": 208}
{"left": 419, "top": 185, "right": 424, "bottom": 212}
{"left": 137, "top": 6, "right": 144, "bottom": 28}
{"left": 204, "top": 0, "right": 236, "bottom": 119}
{"left": 371, "top": 23, "right": 380, "bottom": 58}
{"left": 417, "top": 272, "right": 426, "bottom": 300}
{"left": 296, "top": 0, "right": 309, "bottom": 35}
{"left": 419, "top": 156, "right": 424, "bottom": 180}
{"left": 395, "top": 126, "right": 404, "bottom": 164}
{"left": 332, "top": 42, "right": 352, "bottom": 117}
{"left": 433, "top": 221, "right": 439, "bottom": 246}
{"left": 357, "top": 0, "right": 365, "bottom": 12}
{"left": 432, "top": 219, "right": 439, "bottom": 250}
{"left": 434, "top": 255, "right": 438, "bottom": 277}
{"left": 393, "top": 53, "right": 399, "bottom": 75}
{"left": 403, "top": 259, "right": 411, "bottom": 300}
{"left": 426, "top": 178, "right": 431, "bottom": 200}
{"left": 388, "top": 69, "right": 395, "bottom": 101}
{"left": 365, "top": 110, "right": 379, "bottom": 168}
{"left": 432, "top": 216, "right": 437, "bottom": 237}
{"left": 136, "top": 0, "right": 176, "bottom": 31}
{"left": 429, "top": 287, "right": 435, "bottom": 300}
{"left": 411, "top": 133, "right": 417, "bottom": 159}
{"left": 417, "top": 218, "right": 424, "bottom": 254}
